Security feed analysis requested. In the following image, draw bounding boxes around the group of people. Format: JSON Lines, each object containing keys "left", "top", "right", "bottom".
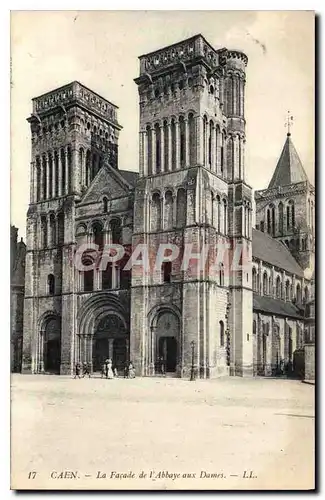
{"left": 73, "top": 359, "right": 136, "bottom": 379}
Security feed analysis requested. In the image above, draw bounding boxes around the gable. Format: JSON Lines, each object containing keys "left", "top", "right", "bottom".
{"left": 79, "top": 165, "right": 133, "bottom": 205}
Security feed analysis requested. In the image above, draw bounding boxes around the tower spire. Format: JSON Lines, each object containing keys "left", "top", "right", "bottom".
{"left": 285, "top": 110, "right": 294, "bottom": 136}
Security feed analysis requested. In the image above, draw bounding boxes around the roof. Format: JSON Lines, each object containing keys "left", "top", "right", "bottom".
{"left": 268, "top": 134, "right": 309, "bottom": 188}
{"left": 253, "top": 294, "right": 304, "bottom": 319}
{"left": 119, "top": 170, "right": 139, "bottom": 187}
{"left": 252, "top": 228, "right": 304, "bottom": 277}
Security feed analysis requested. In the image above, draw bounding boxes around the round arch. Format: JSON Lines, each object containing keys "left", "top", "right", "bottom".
{"left": 39, "top": 312, "right": 61, "bottom": 374}
{"left": 148, "top": 304, "right": 182, "bottom": 374}
{"left": 77, "top": 292, "right": 129, "bottom": 373}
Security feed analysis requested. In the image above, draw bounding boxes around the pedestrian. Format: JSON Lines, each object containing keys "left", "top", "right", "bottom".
{"left": 106, "top": 358, "right": 114, "bottom": 379}
{"left": 101, "top": 362, "right": 106, "bottom": 379}
{"left": 73, "top": 362, "right": 81, "bottom": 379}
{"left": 113, "top": 367, "right": 118, "bottom": 378}
{"left": 82, "top": 361, "right": 91, "bottom": 378}
{"left": 160, "top": 356, "right": 165, "bottom": 376}
{"left": 128, "top": 361, "right": 136, "bottom": 379}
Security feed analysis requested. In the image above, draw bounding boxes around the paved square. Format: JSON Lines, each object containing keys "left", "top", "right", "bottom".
{"left": 11, "top": 374, "right": 315, "bottom": 490}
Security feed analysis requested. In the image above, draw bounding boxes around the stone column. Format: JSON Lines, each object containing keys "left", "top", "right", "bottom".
{"left": 65, "top": 148, "right": 69, "bottom": 194}
{"left": 172, "top": 193, "right": 177, "bottom": 228}
{"left": 149, "top": 326, "right": 156, "bottom": 375}
{"left": 160, "top": 123, "right": 165, "bottom": 173}
{"left": 30, "top": 162, "right": 35, "bottom": 203}
{"left": 175, "top": 118, "right": 181, "bottom": 170}
{"left": 58, "top": 152, "right": 63, "bottom": 197}
{"left": 40, "top": 161, "right": 44, "bottom": 200}
{"left": 167, "top": 119, "right": 172, "bottom": 172}
{"left": 108, "top": 339, "right": 114, "bottom": 360}
{"left": 215, "top": 127, "right": 220, "bottom": 175}
{"left": 89, "top": 335, "right": 93, "bottom": 372}
{"left": 51, "top": 154, "right": 56, "bottom": 199}
{"left": 211, "top": 124, "right": 216, "bottom": 172}
{"left": 184, "top": 117, "right": 189, "bottom": 167}
{"left": 71, "top": 147, "right": 77, "bottom": 193}
{"left": 45, "top": 154, "right": 50, "bottom": 199}
{"left": 151, "top": 127, "right": 156, "bottom": 175}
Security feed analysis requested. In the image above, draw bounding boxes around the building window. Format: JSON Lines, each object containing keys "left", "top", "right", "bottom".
{"left": 103, "top": 197, "right": 108, "bottom": 213}
{"left": 110, "top": 218, "right": 122, "bottom": 245}
{"left": 220, "top": 320, "right": 225, "bottom": 347}
{"left": 155, "top": 123, "right": 161, "bottom": 173}
{"left": 162, "top": 261, "right": 172, "bottom": 283}
{"left": 275, "top": 276, "right": 281, "bottom": 298}
{"left": 219, "top": 263, "right": 224, "bottom": 286}
{"left": 49, "top": 213, "right": 56, "bottom": 247}
{"left": 93, "top": 222, "right": 104, "bottom": 251}
{"left": 48, "top": 274, "right": 55, "bottom": 295}
{"left": 296, "top": 283, "right": 302, "bottom": 303}
{"left": 180, "top": 116, "right": 185, "bottom": 167}
{"left": 263, "top": 272, "right": 268, "bottom": 295}
{"left": 252, "top": 267, "right": 257, "bottom": 292}
{"left": 102, "top": 264, "right": 113, "bottom": 290}
{"left": 285, "top": 280, "right": 290, "bottom": 301}
{"left": 253, "top": 320, "right": 256, "bottom": 335}
{"left": 41, "top": 216, "right": 47, "bottom": 248}
{"left": 83, "top": 258, "right": 94, "bottom": 292}
{"left": 278, "top": 202, "right": 284, "bottom": 235}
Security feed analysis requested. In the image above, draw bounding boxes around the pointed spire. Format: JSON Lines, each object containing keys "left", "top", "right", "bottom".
{"left": 268, "top": 124, "right": 309, "bottom": 188}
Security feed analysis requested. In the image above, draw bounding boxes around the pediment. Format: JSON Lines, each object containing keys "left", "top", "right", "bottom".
{"left": 80, "top": 165, "right": 132, "bottom": 205}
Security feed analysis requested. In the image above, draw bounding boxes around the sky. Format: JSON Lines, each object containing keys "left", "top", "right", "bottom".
{"left": 10, "top": 10, "right": 315, "bottom": 240}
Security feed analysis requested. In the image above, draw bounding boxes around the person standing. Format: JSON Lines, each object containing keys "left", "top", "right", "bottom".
{"left": 82, "top": 361, "right": 91, "bottom": 378}
{"left": 74, "top": 362, "right": 81, "bottom": 379}
{"left": 106, "top": 359, "right": 114, "bottom": 379}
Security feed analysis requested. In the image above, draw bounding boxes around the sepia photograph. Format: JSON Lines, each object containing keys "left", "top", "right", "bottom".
{"left": 10, "top": 10, "right": 315, "bottom": 491}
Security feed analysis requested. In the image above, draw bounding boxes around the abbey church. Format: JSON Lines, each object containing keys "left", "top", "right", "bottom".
{"left": 21, "top": 34, "right": 315, "bottom": 378}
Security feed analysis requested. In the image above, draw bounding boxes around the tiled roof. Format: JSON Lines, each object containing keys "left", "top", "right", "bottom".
{"left": 119, "top": 170, "right": 139, "bottom": 187}
{"left": 268, "top": 134, "right": 309, "bottom": 188}
{"left": 252, "top": 228, "right": 304, "bottom": 277}
{"left": 253, "top": 294, "right": 304, "bottom": 319}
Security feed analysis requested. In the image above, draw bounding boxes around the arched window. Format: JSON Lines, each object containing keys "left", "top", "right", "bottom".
{"left": 227, "top": 136, "right": 234, "bottom": 180}
{"left": 67, "top": 147, "right": 72, "bottom": 193}
{"left": 57, "top": 212, "right": 64, "bottom": 246}
{"left": 171, "top": 119, "right": 176, "bottom": 171}
{"left": 48, "top": 154, "right": 53, "bottom": 199}
{"left": 176, "top": 188, "right": 187, "bottom": 227}
{"left": 147, "top": 125, "right": 152, "bottom": 175}
{"left": 41, "top": 215, "right": 47, "bottom": 248}
{"left": 269, "top": 276, "right": 272, "bottom": 296}
{"left": 164, "top": 191, "right": 173, "bottom": 229}
{"left": 296, "top": 283, "right": 302, "bottom": 303}
{"left": 287, "top": 200, "right": 294, "bottom": 231}
{"left": 219, "top": 320, "right": 225, "bottom": 347}
{"left": 163, "top": 120, "right": 169, "bottom": 171}
{"left": 48, "top": 274, "right": 55, "bottom": 295}
{"left": 36, "top": 157, "right": 41, "bottom": 201}
{"left": 263, "top": 272, "right": 268, "bottom": 295}
{"left": 79, "top": 148, "right": 84, "bottom": 185}
{"left": 93, "top": 221, "right": 104, "bottom": 250}
{"left": 60, "top": 149, "right": 66, "bottom": 195}
{"left": 188, "top": 113, "right": 195, "bottom": 167}
{"left": 102, "top": 263, "right": 113, "bottom": 290}
{"left": 203, "top": 116, "right": 207, "bottom": 165}
{"left": 151, "top": 193, "right": 162, "bottom": 231}
{"left": 162, "top": 261, "right": 172, "bottom": 283}
{"left": 49, "top": 213, "right": 56, "bottom": 247}
{"left": 285, "top": 280, "right": 290, "bottom": 301}
{"left": 278, "top": 202, "right": 284, "bottom": 235}
{"left": 155, "top": 123, "right": 161, "bottom": 173}
{"left": 110, "top": 219, "right": 122, "bottom": 244}
{"left": 179, "top": 116, "right": 186, "bottom": 167}
{"left": 208, "top": 120, "right": 213, "bottom": 168}
{"left": 304, "top": 286, "right": 309, "bottom": 303}
{"left": 86, "top": 150, "right": 92, "bottom": 185}
{"left": 83, "top": 257, "right": 94, "bottom": 292}
{"left": 220, "top": 132, "right": 226, "bottom": 177}
{"left": 267, "top": 208, "right": 271, "bottom": 234}
{"left": 216, "top": 195, "right": 221, "bottom": 232}
{"left": 103, "top": 196, "right": 108, "bottom": 213}
{"left": 219, "top": 263, "right": 224, "bottom": 286}
{"left": 223, "top": 199, "right": 227, "bottom": 234}
{"left": 252, "top": 267, "right": 257, "bottom": 292}
{"left": 276, "top": 276, "right": 281, "bottom": 298}
{"left": 253, "top": 320, "right": 256, "bottom": 335}
{"left": 272, "top": 205, "right": 275, "bottom": 235}
{"left": 42, "top": 156, "right": 47, "bottom": 199}
{"left": 215, "top": 125, "right": 220, "bottom": 173}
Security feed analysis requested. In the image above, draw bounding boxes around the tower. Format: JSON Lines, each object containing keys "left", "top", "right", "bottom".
{"left": 22, "top": 81, "right": 121, "bottom": 374}
{"left": 255, "top": 129, "right": 315, "bottom": 278}
{"left": 130, "top": 35, "right": 253, "bottom": 378}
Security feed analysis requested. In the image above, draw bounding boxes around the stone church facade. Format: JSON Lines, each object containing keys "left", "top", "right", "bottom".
{"left": 21, "top": 34, "right": 314, "bottom": 378}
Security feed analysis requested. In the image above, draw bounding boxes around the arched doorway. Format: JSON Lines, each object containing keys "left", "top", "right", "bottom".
{"left": 93, "top": 314, "right": 128, "bottom": 373}
{"left": 154, "top": 310, "right": 180, "bottom": 374}
{"left": 43, "top": 316, "right": 61, "bottom": 374}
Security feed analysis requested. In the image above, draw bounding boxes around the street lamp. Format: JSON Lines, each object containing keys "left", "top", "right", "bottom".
{"left": 190, "top": 340, "right": 196, "bottom": 381}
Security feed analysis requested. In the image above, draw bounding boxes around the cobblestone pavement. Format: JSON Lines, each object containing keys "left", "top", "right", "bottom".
{"left": 11, "top": 374, "right": 315, "bottom": 490}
